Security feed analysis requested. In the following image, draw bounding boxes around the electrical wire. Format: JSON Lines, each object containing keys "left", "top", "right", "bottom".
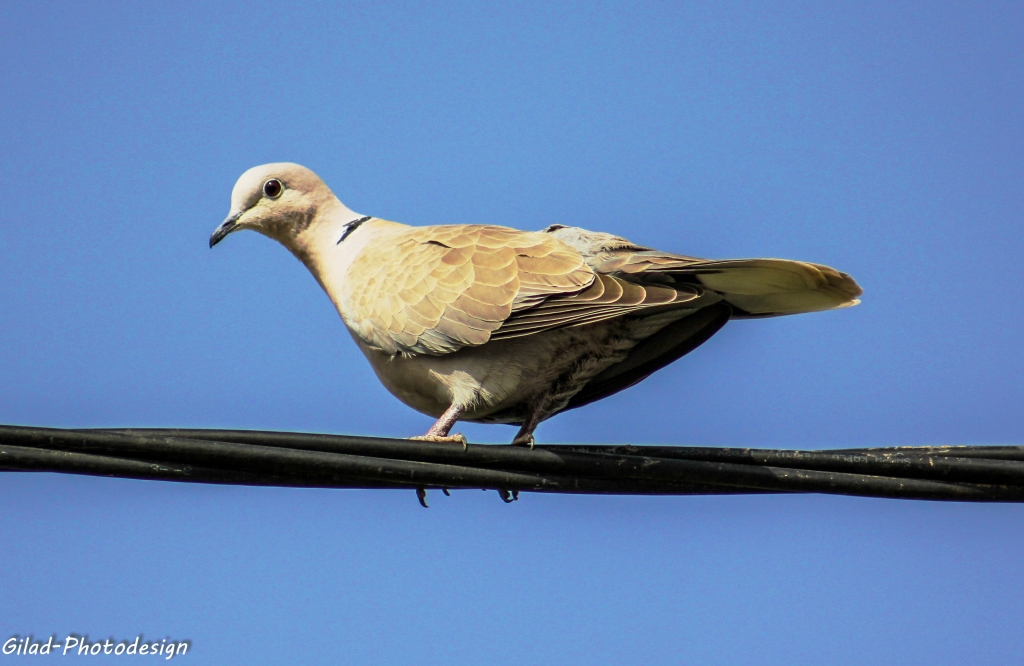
{"left": 2, "top": 425, "right": 1023, "bottom": 504}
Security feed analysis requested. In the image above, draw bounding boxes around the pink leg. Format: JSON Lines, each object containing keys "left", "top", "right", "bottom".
{"left": 410, "top": 404, "right": 467, "bottom": 448}
{"left": 425, "top": 404, "right": 462, "bottom": 438}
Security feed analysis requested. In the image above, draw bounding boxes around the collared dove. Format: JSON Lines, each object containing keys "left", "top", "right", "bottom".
{"left": 211, "top": 163, "right": 861, "bottom": 447}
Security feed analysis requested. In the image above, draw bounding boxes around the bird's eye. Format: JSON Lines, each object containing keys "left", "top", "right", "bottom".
{"left": 263, "top": 179, "right": 283, "bottom": 199}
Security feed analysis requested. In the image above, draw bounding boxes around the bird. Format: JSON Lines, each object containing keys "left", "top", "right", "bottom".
{"left": 210, "top": 163, "right": 861, "bottom": 447}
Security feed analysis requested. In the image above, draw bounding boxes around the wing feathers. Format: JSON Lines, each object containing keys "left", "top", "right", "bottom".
{"left": 342, "top": 225, "right": 594, "bottom": 354}
{"left": 490, "top": 275, "right": 703, "bottom": 341}
{"left": 542, "top": 225, "right": 861, "bottom": 317}
{"left": 340, "top": 222, "right": 860, "bottom": 355}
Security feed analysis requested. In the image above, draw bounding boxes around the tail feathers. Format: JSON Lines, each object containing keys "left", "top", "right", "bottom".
{"left": 676, "top": 259, "right": 862, "bottom": 317}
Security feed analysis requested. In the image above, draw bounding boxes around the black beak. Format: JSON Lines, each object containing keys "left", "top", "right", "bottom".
{"left": 209, "top": 212, "right": 242, "bottom": 248}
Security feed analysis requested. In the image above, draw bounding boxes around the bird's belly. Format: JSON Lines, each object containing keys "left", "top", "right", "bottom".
{"left": 352, "top": 322, "right": 640, "bottom": 424}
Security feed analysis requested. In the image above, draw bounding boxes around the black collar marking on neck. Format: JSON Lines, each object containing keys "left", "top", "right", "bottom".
{"left": 338, "top": 216, "right": 372, "bottom": 244}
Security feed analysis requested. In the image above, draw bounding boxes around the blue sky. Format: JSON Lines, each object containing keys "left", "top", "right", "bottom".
{"left": 2, "top": 1, "right": 1023, "bottom": 663}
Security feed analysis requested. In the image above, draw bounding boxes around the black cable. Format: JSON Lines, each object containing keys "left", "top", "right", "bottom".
{"left": 1, "top": 425, "right": 1023, "bottom": 502}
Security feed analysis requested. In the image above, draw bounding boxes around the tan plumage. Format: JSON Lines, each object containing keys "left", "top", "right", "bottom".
{"left": 340, "top": 224, "right": 593, "bottom": 355}
{"left": 212, "top": 163, "right": 862, "bottom": 445}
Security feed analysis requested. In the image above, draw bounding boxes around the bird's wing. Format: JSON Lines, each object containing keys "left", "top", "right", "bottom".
{"left": 340, "top": 224, "right": 705, "bottom": 355}
{"left": 487, "top": 272, "right": 703, "bottom": 340}
{"left": 543, "top": 225, "right": 862, "bottom": 317}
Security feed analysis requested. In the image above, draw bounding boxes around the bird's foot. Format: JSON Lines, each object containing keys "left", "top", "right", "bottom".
{"left": 510, "top": 433, "right": 535, "bottom": 449}
{"left": 416, "top": 487, "right": 452, "bottom": 508}
{"left": 498, "top": 488, "right": 520, "bottom": 503}
{"left": 410, "top": 433, "right": 468, "bottom": 450}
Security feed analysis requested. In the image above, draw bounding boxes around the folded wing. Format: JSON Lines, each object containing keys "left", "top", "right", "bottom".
{"left": 341, "top": 224, "right": 596, "bottom": 355}
{"left": 341, "top": 222, "right": 861, "bottom": 357}
{"left": 543, "top": 225, "right": 862, "bottom": 317}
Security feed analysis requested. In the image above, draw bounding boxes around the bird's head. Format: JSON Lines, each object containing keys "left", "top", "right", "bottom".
{"left": 210, "top": 163, "right": 341, "bottom": 248}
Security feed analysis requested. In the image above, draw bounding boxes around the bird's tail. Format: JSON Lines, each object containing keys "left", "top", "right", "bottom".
{"left": 670, "top": 258, "right": 862, "bottom": 317}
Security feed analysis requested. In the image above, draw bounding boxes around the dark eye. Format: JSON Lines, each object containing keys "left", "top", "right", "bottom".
{"left": 263, "top": 179, "right": 283, "bottom": 199}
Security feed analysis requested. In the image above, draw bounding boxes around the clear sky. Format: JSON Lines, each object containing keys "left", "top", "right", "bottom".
{"left": 2, "top": 1, "right": 1023, "bottom": 663}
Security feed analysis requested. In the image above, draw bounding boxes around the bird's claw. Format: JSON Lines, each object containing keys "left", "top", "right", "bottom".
{"left": 510, "top": 434, "right": 535, "bottom": 449}
{"left": 498, "top": 488, "right": 519, "bottom": 503}
{"left": 410, "top": 433, "right": 468, "bottom": 450}
{"left": 417, "top": 487, "right": 452, "bottom": 506}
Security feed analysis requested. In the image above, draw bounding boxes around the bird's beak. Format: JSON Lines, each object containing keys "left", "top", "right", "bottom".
{"left": 209, "top": 212, "right": 242, "bottom": 248}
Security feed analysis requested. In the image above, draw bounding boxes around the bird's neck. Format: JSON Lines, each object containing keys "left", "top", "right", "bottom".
{"left": 283, "top": 201, "right": 405, "bottom": 309}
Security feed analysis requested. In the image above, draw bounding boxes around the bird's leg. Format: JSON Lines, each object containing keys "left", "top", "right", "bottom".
{"left": 410, "top": 403, "right": 467, "bottom": 449}
{"left": 510, "top": 396, "right": 556, "bottom": 448}
{"left": 510, "top": 408, "right": 542, "bottom": 448}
